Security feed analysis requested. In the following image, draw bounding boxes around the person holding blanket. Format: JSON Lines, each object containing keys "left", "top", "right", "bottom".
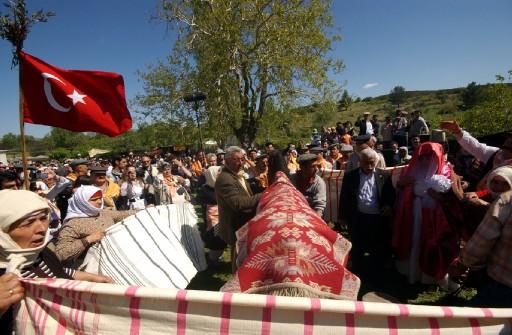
{"left": 53, "top": 186, "right": 137, "bottom": 268}
{"left": 0, "top": 190, "right": 111, "bottom": 332}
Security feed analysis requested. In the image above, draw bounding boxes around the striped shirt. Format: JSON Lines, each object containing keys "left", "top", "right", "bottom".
{"left": 461, "top": 191, "right": 512, "bottom": 287}
{"left": 21, "top": 257, "right": 75, "bottom": 279}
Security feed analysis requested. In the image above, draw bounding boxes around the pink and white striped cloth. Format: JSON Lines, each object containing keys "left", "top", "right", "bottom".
{"left": 16, "top": 278, "right": 512, "bottom": 334}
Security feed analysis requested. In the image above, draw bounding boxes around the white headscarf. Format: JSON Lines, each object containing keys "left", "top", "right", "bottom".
{"left": 0, "top": 190, "right": 50, "bottom": 274}
{"left": 204, "top": 166, "right": 222, "bottom": 188}
{"left": 64, "top": 185, "right": 103, "bottom": 223}
{"left": 487, "top": 166, "right": 512, "bottom": 196}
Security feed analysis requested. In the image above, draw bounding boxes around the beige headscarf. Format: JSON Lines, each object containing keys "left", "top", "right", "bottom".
{"left": 0, "top": 190, "right": 50, "bottom": 274}
{"left": 487, "top": 166, "right": 512, "bottom": 196}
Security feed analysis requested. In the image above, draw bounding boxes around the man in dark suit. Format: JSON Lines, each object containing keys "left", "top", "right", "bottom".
{"left": 215, "top": 146, "right": 262, "bottom": 272}
{"left": 339, "top": 148, "right": 395, "bottom": 276}
{"left": 355, "top": 112, "right": 373, "bottom": 136}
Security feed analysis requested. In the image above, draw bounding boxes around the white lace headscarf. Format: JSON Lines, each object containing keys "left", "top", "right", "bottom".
{"left": 64, "top": 185, "right": 103, "bottom": 223}
{"left": 0, "top": 190, "right": 50, "bottom": 274}
{"left": 204, "top": 166, "right": 222, "bottom": 188}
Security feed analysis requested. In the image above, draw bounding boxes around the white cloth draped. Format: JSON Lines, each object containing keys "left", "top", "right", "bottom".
{"left": 84, "top": 204, "right": 206, "bottom": 288}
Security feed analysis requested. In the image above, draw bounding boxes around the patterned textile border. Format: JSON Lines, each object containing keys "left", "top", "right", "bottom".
{"left": 319, "top": 167, "right": 404, "bottom": 224}
{"left": 16, "top": 278, "right": 512, "bottom": 334}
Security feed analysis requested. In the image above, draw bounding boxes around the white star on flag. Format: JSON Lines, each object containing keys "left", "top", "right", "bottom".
{"left": 67, "top": 90, "right": 87, "bottom": 105}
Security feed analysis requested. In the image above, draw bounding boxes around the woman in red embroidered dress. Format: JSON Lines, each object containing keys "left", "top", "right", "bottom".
{"left": 393, "top": 142, "right": 459, "bottom": 288}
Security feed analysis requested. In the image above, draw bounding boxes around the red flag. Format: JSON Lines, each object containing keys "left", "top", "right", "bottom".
{"left": 20, "top": 51, "right": 132, "bottom": 137}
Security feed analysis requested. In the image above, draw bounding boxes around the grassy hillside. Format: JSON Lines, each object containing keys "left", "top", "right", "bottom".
{"left": 257, "top": 87, "right": 466, "bottom": 147}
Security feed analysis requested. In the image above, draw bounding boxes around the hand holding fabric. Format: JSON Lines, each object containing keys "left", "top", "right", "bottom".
{"left": 86, "top": 230, "right": 105, "bottom": 244}
{"left": 0, "top": 273, "right": 24, "bottom": 316}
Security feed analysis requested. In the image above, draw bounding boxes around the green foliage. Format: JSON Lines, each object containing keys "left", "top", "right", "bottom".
{"left": 48, "top": 147, "right": 72, "bottom": 160}
{"left": 338, "top": 90, "right": 353, "bottom": 112}
{"left": 462, "top": 71, "right": 512, "bottom": 136}
{"left": 461, "top": 81, "right": 486, "bottom": 110}
{"left": 137, "top": 0, "right": 342, "bottom": 145}
{"left": 1, "top": 132, "right": 19, "bottom": 149}
{"left": 437, "top": 100, "right": 459, "bottom": 115}
{"left": 389, "top": 85, "right": 406, "bottom": 107}
{"left": 0, "top": 0, "right": 54, "bottom": 65}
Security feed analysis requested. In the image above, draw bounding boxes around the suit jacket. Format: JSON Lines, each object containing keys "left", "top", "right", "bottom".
{"left": 215, "top": 168, "right": 262, "bottom": 245}
{"left": 339, "top": 168, "right": 395, "bottom": 224}
{"left": 355, "top": 119, "right": 368, "bottom": 135}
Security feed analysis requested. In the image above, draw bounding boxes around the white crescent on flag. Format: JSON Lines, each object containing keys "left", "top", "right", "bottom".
{"left": 41, "top": 73, "right": 87, "bottom": 112}
{"left": 42, "top": 73, "right": 71, "bottom": 112}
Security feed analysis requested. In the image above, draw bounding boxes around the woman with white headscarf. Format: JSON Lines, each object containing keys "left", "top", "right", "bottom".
{"left": 394, "top": 142, "right": 458, "bottom": 287}
{"left": 0, "top": 190, "right": 111, "bottom": 332}
{"left": 449, "top": 166, "right": 512, "bottom": 307}
{"left": 53, "top": 185, "right": 137, "bottom": 268}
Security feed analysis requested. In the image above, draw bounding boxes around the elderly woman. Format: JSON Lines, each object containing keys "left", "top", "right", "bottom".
{"left": 153, "top": 162, "right": 190, "bottom": 205}
{"left": 119, "top": 166, "right": 146, "bottom": 210}
{"left": 0, "top": 190, "right": 110, "bottom": 331}
{"left": 53, "top": 186, "right": 137, "bottom": 268}
{"left": 451, "top": 166, "right": 512, "bottom": 307}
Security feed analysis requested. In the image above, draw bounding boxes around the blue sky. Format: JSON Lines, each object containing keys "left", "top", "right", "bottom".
{"left": 1, "top": 0, "right": 511, "bottom": 138}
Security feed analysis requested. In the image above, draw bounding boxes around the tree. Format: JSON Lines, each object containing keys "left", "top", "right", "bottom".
{"left": 137, "top": 0, "right": 342, "bottom": 145}
{"left": 461, "top": 81, "right": 485, "bottom": 110}
{"left": 463, "top": 71, "right": 512, "bottom": 136}
{"left": 0, "top": 0, "right": 54, "bottom": 65}
{"left": 338, "top": 89, "right": 352, "bottom": 111}
{"left": 388, "top": 86, "right": 406, "bottom": 107}
{"left": 1, "top": 132, "right": 19, "bottom": 149}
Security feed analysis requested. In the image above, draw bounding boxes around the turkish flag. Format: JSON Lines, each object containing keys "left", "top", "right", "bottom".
{"left": 20, "top": 51, "right": 132, "bottom": 137}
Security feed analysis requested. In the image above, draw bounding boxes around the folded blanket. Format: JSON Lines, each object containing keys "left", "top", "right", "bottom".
{"left": 84, "top": 204, "right": 206, "bottom": 288}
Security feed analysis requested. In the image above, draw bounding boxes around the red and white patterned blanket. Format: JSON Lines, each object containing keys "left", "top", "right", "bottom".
{"left": 222, "top": 172, "right": 360, "bottom": 300}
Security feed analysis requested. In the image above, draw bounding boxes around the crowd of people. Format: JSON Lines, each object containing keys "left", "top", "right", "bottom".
{"left": 1, "top": 110, "right": 511, "bottom": 330}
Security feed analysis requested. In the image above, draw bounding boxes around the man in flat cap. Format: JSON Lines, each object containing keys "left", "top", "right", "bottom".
{"left": 339, "top": 144, "right": 354, "bottom": 170}
{"left": 90, "top": 166, "right": 120, "bottom": 210}
{"left": 67, "top": 159, "right": 89, "bottom": 182}
{"left": 345, "top": 135, "right": 386, "bottom": 172}
{"left": 326, "top": 144, "right": 344, "bottom": 170}
{"left": 291, "top": 153, "right": 327, "bottom": 217}
{"left": 309, "top": 146, "right": 332, "bottom": 170}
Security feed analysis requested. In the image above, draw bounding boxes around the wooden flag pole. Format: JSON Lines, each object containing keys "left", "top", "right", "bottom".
{"left": 18, "top": 49, "right": 29, "bottom": 190}
{"left": 1, "top": 0, "right": 54, "bottom": 190}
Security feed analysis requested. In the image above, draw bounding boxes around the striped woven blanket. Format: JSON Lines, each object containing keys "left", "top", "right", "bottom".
{"left": 16, "top": 278, "right": 512, "bottom": 334}
{"left": 84, "top": 204, "right": 206, "bottom": 288}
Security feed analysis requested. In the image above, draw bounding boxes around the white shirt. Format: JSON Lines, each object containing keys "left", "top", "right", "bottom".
{"left": 458, "top": 130, "right": 499, "bottom": 164}
{"left": 366, "top": 120, "right": 374, "bottom": 135}
{"left": 357, "top": 170, "right": 380, "bottom": 214}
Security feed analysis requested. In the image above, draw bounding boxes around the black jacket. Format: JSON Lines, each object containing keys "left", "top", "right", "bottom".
{"left": 339, "top": 168, "right": 395, "bottom": 223}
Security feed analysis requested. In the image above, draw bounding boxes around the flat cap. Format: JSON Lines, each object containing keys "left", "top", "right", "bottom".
{"left": 216, "top": 148, "right": 226, "bottom": 155}
{"left": 297, "top": 153, "right": 318, "bottom": 164}
{"left": 255, "top": 153, "right": 268, "bottom": 160}
{"left": 89, "top": 166, "right": 107, "bottom": 174}
{"left": 354, "top": 134, "right": 372, "bottom": 144}
{"left": 69, "top": 159, "right": 89, "bottom": 167}
{"left": 308, "top": 146, "right": 325, "bottom": 153}
{"left": 340, "top": 144, "right": 354, "bottom": 152}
